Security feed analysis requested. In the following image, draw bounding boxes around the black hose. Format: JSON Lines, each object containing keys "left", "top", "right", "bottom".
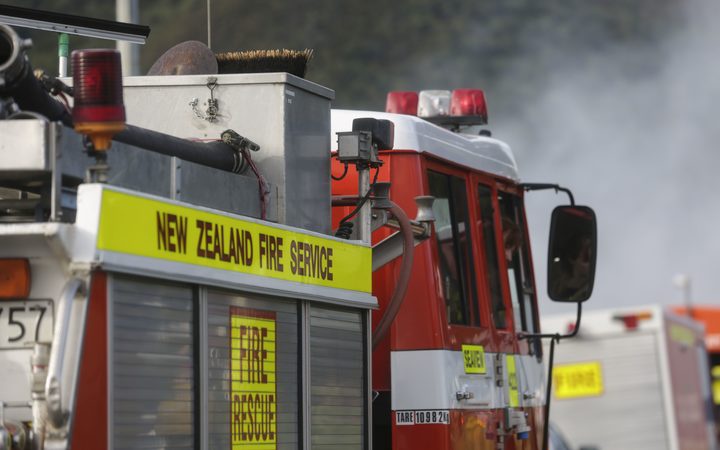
{"left": 115, "top": 125, "right": 243, "bottom": 173}
{"left": 334, "top": 222, "right": 354, "bottom": 240}
{"left": 371, "top": 202, "right": 415, "bottom": 349}
{"left": 0, "top": 24, "right": 245, "bottom": 174}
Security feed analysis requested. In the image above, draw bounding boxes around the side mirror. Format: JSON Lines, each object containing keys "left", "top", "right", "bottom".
{"left": 547, "top": 205, "right": 597, "bottom": 302}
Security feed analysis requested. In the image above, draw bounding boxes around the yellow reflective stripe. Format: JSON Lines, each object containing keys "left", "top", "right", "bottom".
{"left": 713, "top": 380, "right": 720, "bottom": 405}
{"left": 97, "top": 189, "right": 371, "bottom": 293}
{"left": 506, "top": 355, "right": 519, "bottom": 407}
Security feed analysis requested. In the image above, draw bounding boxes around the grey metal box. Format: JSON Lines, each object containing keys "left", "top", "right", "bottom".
{"left": 122, "top": 73, "right": 335, "bottom": 234}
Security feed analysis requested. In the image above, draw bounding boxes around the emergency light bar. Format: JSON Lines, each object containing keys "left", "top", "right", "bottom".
{"left": 385, "top": 89, "right": 489, "bottom": 126}
{"left": 0, "top": 5, "right": 149, "bottom": 44}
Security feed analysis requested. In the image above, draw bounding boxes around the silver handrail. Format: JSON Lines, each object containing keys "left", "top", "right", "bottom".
{"left": 44, "top": 278, "right": 87, "bottom": 429}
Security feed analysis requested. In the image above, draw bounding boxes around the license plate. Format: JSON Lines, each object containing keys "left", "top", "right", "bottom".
{"left": 0, "top": 300, "right": 54, "bottom": 349}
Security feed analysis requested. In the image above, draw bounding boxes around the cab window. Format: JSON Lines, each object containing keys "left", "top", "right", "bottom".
{"left": 499, "top": 192, "right": 538, "bottom": 334}
{"left": 477, "top": 184, "right": 506, "bottom": 329}
{"left": 428, "top": 170, "right": 479, "bottom": 326}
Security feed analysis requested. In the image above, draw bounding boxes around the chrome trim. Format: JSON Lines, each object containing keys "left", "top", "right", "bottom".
{"left": 365, "top": 309, "right": 372, "bottom": 450}
{"left": 45, "top": 278, "right": 87, "bottom": 429}
{"left": 106, "top": 275, "right": 114, "bottom": 450}
{"left": 199, "top": 287, "right": 209, "bottom": 450}
{"left": 301, "top": 302, "right": 311, "bottom": 450}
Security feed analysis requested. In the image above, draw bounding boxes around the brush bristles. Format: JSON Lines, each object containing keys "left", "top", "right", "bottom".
{"left": 216, "top": 49, "right": 314, "bottom": 78}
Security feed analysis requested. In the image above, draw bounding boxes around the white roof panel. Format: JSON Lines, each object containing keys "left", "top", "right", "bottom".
{"left": 330, "top": 109, "right": 519, "bottom": 181}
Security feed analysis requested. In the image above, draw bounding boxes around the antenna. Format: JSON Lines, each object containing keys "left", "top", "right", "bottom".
{"left": 207, "top": 0, "right": 212, "bottom": 49}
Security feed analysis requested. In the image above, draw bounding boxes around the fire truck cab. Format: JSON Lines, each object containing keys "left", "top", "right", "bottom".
{"left": 331, "top": 90, "right": 595, "bottom": 450}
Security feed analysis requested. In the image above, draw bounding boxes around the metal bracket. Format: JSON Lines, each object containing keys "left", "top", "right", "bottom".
{"left": 205, "top": 77, "right": 219, "bottom": 122}
{"left": 371, "top": 195, "right": 435, "bottom": 271}
{"left": 495, "top": 353, "right": 504, "bottom": 388}
{"left": 220, "top": 129, "right": 261, "bottom": 174}
{"left": 189, "top": 77, "right": 220, "bottom": 122}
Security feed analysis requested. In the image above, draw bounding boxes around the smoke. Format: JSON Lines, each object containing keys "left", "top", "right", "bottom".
{"left": 493, "top": 1, "right": 720, "bottom": 315}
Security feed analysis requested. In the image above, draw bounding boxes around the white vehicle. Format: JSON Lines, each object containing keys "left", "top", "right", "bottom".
{"left": 542, "top": 306, "right": 716, "bottom": 450}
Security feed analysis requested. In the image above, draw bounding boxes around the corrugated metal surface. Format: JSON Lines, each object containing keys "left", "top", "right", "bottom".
{"left": 207, "top": 290, "right": 300, "bottom": 450}
{"left": 111, "top": 276, "right": 195, "bottom": 450}
{"left": 550, "top": 332, "right": 669, "bottom": 450}
{"left": 110, "top": 277, "right": 368, "bottom": 450}
{"left": 309, "top": 306, "right": 366, "bottom": 450}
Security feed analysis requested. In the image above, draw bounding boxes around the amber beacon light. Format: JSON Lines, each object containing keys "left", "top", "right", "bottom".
{"left": 0, "top": 258, "right": 30, "bottom": 299}
{"left": 72, "top": 49, "right": 126, "bottom": 151}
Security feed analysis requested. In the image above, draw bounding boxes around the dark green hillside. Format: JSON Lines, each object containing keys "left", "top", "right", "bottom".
{"left": 1, "top": 1, "right": 681, "bottom": 113}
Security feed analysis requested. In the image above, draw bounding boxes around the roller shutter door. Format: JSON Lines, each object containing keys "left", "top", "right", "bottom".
{"left": 112, "top": 276, "right": 195, "bottom": 450}
{"left": 310, "top": 306, "right": 366, "bottom": 450}
{"left": 207, "top": 290, "right": 300, "bottom": 450}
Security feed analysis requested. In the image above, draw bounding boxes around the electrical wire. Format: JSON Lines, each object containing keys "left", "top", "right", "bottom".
{"left": 241, "top": 147, "right": 269, "bottom": 220}
{"left": 331, "top": 163, "right": 349, "bottom": 181}
{"left": 334, "top": 166, "right": 380, "bottom": 239}
{"left": 338, "top": 166, "right": 380, "bottom": 225}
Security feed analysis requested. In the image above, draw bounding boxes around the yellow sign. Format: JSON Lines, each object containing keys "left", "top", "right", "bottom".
{"left": 713, "top": 380, "right": 720, "bottom": 405}
{"left": 97, "top": 189, "right": 371, "bottom": 293}
{"left": 554, "top": 362, "right": 603, "bottom": 399}
{"left": 670, "top": 324, "right": 696, "bottom": 347}
{"left": 230, "top": 307, "right": 277, "bottom": 450}
{"left": 462, "top": 345, "right": 486, "bottom": 374}
{"left": 712, "top": 365, "right": 720, "bottom": 379}
{"left": 506, "top": 355, "right": 519, "bottom": 407}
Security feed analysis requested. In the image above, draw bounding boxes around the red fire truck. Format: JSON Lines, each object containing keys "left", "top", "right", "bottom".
{"left": 673, "top": 305, "right": 720, "bottom": 440}
{"left": 0, "top": 9, "right": 597, "bottom": 450}
{"left": 331, "top": 90, "right": 597, "bottom": 450}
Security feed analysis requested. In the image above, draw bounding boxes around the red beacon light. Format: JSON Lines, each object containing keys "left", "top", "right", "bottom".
{"left": 72, "top": 49, "right": 126, "bottom": 151}
{"left": 450, "top": 89, "right": 488, "bottom": 124}
{"left": 613, "top": 311, "right": 653, "bottom": 331}
{"left": 386, "top": 91, "right": 418, "bottom": 115}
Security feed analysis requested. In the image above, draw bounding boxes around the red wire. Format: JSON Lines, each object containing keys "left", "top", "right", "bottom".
{"left": 242, "top": 149, "right": 268, "bottom": 220}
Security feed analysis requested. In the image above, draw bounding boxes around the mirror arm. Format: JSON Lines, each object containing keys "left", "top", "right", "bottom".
{"left": 520, "top": 183, "right": 575, "bottom": 206}
{"left": 519, "top": 302, "right": 582, "bottom": 450}
{"left": 519, "top": 302, "right": 582, "bottom": 341}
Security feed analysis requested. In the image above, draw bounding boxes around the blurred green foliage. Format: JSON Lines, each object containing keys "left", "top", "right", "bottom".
{"left": 3, "top": 0, "right": 681, "bottom": 114}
